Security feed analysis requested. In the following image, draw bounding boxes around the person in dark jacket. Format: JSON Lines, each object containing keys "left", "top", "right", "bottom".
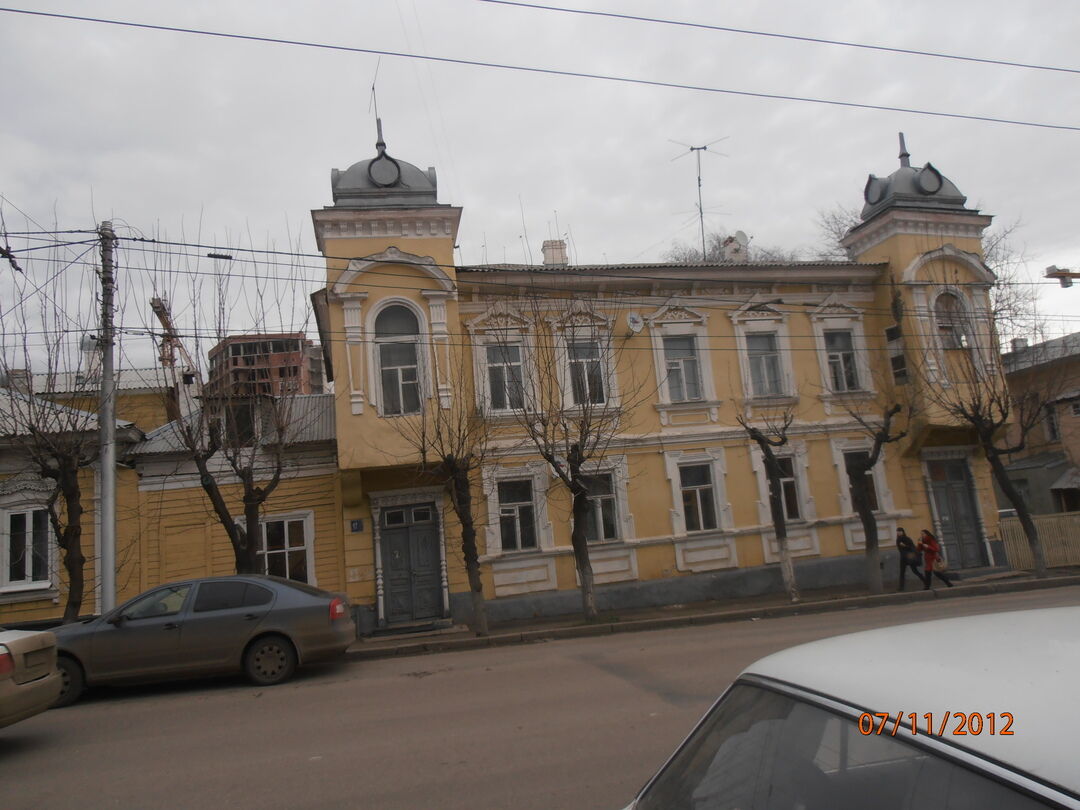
{"left": 895, "top": 527, "right": 922, "bottom": 591}
{"left": 918, "top": 529, "right": 954, "bottom": 589}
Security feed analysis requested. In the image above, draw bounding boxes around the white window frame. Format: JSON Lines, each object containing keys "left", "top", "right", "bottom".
{"left": 483, "top": 342, "right": 527, "bottom": 413}
{"left": 0, "top": 478, "right": 56, "bottom": 596}
{"left": 663, "top": 448, "right": 730, "bottom": 537}
{"left": 933, "top": 290, "right": 970, "bottom": 350}
{"left": 548, "top": 306, "right": 617, "bottom": 411}
{"left": 749, "top": 440, "right": 816, "bottom": 527}
{"left": 482, "top": 462, "right": 552, "bottom": 555}
{"left": 577, "top": 454, "right": 634, "bottom": 544}
{"left": 495, "top": 478, "right": 539, "bottom": 552}
{"left": 646, "top": 305, "right": 717, "bottom": 408}
{"left": 466, "top": 305, "right": 536, "bottom": 415}
{"left": 366, "top": 298, "right": 431, "bottom": 417}
{"left": 565, "top": 334, "right": 611, "bottom": 407}
{"left": 828, "top": 438, "right": 895, "bottom": 516}
{"left": 257, "top": 510, "right": 317, "bottom": 586}
{"left": 731, "top": 303, "right": 795, "bottom": 402}
{"left": 809, "top": 304, "right": 874, "bottom": 395}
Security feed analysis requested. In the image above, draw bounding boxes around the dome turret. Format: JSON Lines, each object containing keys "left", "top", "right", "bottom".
{"left": 860, "top": 134, "right": 968, "bottom": 221}
{"left": 330, "top": 120, "right": 439, "bottom": 209}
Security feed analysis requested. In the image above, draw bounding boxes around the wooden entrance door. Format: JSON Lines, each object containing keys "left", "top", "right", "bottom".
{"left": 928, "top": 459, "right": 987, "bottom": 569}
{"left": 380, "top": 503, "right": 442, "bottom": 624}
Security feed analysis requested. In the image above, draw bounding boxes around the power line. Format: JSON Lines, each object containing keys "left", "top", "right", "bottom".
{"left": 0, "top": 7, "right": 1078, "bottom": 132}
{"left": 480, "top": 0, "right": 1080, "bottom": 77}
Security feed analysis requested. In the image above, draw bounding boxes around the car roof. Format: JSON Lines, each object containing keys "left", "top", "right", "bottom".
{"left": 742, "top": 606, "right": 1080, "bottom": 794}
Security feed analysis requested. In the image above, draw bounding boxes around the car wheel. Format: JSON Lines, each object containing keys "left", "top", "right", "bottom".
{"left": 244, "top": 635, "right": 297, "bottom": 686}
{"left": 54, "top": 656, "right": 85, "bottom": 708}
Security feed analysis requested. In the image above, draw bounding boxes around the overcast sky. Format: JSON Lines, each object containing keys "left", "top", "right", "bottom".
{"left": 2, "top": 0, "right": 1078, "bottom": 368}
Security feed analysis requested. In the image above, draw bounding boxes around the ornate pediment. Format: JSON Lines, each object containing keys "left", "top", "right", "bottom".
{"left": 466, "top": 303, "right": 530, "bottom": 334}
{"left": 548, "top": 301, "right": 613, "bottom": 331}
{"left": 0, "top": 471, "right": 54, "bottom": 497}
{"left": 645, "top": 304, "right": 706, "bottom": 326}
{"left": 730, "top": 299, "right": 785, "bottom": 323}
{"left": 810, "top": 295, "right": 861, "bottom": 320}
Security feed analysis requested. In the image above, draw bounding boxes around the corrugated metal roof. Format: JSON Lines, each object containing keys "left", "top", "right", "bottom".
{"left": 29, "top": 367, "right": 175, "bottom": 393}
{"left": 458, "top": 259, "right": 883, "bottom": 274}
{"left": 1002, "top": 331, "right": 1080, "bottom": 373}
{"left": 0, "top": 389, "right": 133, "bottom": 437}
{"left": 135, "top": 393, "right": 335, "bottom": 456}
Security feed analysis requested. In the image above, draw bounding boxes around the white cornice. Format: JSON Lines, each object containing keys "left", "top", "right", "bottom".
{"left": 843, "top": 208, "right": 992, "bottom": 258}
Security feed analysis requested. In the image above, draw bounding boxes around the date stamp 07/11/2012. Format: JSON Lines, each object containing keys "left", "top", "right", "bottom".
{"left": 858, "top": 712, "right": 1015, "bottom": 738}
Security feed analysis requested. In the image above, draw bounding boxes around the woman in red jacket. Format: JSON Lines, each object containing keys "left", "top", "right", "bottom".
{"left": 918, "top": 529, "right": 954, "bottom": 589}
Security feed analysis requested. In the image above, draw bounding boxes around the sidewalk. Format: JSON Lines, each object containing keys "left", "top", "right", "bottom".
{"left": 345, "top": 567, "right": 1080, "bottom": 662}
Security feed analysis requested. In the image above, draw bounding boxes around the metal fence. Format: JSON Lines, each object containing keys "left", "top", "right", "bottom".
{"left": 1000, "top": 511, "right": 1080, "bottom": 569}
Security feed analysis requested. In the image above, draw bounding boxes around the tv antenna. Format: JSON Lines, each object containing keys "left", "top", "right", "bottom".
{"left": 670, "top": 136, "right": 728, "bottom": 261}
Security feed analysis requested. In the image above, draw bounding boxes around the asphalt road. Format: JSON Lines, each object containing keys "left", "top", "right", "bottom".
{"left": 3, "top": 587, "right": 1078, "bottom": 810}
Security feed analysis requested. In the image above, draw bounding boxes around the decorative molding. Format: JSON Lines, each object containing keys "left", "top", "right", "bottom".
{"left": 900, "top": 243, "right": 995, "bottom": 286}
{"left": 333, "top": 247, "right": 455, "bottom": 296}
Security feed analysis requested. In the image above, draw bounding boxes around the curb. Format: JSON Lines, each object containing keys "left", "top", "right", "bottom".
{"left": 344, "top": 574, "right": 1080, "bottom": 662}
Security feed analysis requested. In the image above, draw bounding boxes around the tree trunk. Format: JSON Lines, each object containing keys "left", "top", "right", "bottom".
{"left": 570, "top": 486, "right": 598, "bottom": 620}
{"left": 986, "top": 448, "right": 1047, "bottom": 577}
{"left": 765, "top": 469, "right": 800, "bottom": 603}
{"left": 449, "top": 463, "right": 489, "bottom": 636}
{"left": 849, "top": 472, "right": 884, "bottom": 594}
{"left": 238, "top": 496, "right": 261, "bottom": 575}
{"left": 57, "top": 466, "right": 85, "bottom": 622}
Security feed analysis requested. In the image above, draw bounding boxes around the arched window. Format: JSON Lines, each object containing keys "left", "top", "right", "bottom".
{"left": 375, "top": 305, "right": 421, "bottom": 414}
{"left": 934, "top": 292, "right": 968, "bottom": 349}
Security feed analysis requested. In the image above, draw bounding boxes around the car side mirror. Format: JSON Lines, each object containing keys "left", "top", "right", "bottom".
{"left": 106, "top": 613, "right": 126, "bottom": 626}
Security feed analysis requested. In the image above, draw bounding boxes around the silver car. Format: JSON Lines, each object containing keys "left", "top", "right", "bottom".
{"left": 52, "top": 575, "right": 355, "bottom": 706}
{"left": 626, "top": 607, "right": 1080, "bottom": 809}
{"left": 0, "top": 628, "right": 62, "bottom": 728}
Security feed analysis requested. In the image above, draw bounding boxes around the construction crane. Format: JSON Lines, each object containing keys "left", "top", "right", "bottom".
{"left": 150, "top": 295, "right": 201, "bottom": 418}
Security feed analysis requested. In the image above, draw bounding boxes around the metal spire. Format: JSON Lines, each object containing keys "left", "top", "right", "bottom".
{"left": 898, "top": 132, "right": 911, "bottom": 168}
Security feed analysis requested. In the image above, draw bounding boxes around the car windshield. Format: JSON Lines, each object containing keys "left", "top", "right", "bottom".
{"left": 635, "top": 684, "right": 1048, "bottom": 810}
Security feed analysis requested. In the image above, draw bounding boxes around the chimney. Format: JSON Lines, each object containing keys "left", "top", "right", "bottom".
{"left": 541, "top": 239, "right": 568, "bottom": 267}
{"left": 1010, "top": 338, "right": 1028, "bottom": 352}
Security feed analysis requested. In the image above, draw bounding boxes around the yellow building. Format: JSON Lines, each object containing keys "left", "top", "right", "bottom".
{"left": 312, "top": 130, "right": 1008, "bottom": 631}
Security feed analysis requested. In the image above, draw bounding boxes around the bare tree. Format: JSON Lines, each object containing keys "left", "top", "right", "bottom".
{"left": 138, "top": 234, "right": 318, "bottom": 576}
{"left": 0, "top": 221, "right": 108, "bottom": 620}
{"left": 382, "top": 348, "right": 494, "bottom": 635}
{"left": 505, "top": 289, "right": 649, "bottom": 620}
{"left": 841, "top": 403, "right": 909, "bottom": 594}
{"left": 912, "top": 307, "right": 1052, "bottom": 577}
{"left": 735, "top": 407, "right": 801, "bottom": 603}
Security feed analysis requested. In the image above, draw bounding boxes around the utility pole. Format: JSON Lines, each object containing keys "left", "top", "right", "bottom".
{"left": 98, "top": 221, "right": 117, "bottom": 613}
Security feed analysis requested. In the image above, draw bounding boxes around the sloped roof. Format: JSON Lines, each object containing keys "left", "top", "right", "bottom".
{"left": 0, "top": 389, "right": 133, "bottom": 438}
{"left": 135, "top": 393, "right": 335, "bottom": 456}
{"left": 30, "top": 366, "right": 171, "bottom": 394}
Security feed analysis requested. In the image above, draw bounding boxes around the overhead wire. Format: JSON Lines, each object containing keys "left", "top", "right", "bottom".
{"left": 0, "top": 7, "right": 1077, "bottom": 132}
{"left": 479, "top": 0, "right": 1080, "bottom": 77}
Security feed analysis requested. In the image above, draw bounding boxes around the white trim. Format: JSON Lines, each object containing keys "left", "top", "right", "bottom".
{"left": 828, "top": 437, "right": 897, "bottom": 551}
{"left": 730, "top": 301, "right": 795, "bottom": 405}
{"left": 0, "top": 496, "right": 55, "bottom": 595}
{"left": 368, "top": 486, "right": 449, "bottom": 627}
{"left": 547, "top": 304, "right": 618, "bottom": 410}
{"left": 662, "top": 447, "right": 731, "bottom": 536}
{"left": 808, "top": 296, "right": 874, "bottom": 412}
{"left": 748, "top": 439, "right": 820, "bottom": 561}
{"left": 646, "top": 304, "right": 720, "bottom": 425}
{"left": 367, "top": 298, "right": 433, "bottom": 417}
{"left": 900, "top": 243, "right": 995, "bottom": 285}
{"left": 466, "top": 305, "right": 535, "bottom": 415}
{"left": 258, "top": 509, "right": 318, "bottom": 587}
{"left": 579, "top": 454, "right": 634, "bottom": 543}
{"left": 481, "top": 461, "right": 552, "bottom": 555}
{"left": 332, "top": 247, "right": 456, "bottom": 295}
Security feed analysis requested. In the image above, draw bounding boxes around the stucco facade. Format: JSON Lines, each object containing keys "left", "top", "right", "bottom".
{"left": 311, "top": 132, "right": 1010, "bottom": 631}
